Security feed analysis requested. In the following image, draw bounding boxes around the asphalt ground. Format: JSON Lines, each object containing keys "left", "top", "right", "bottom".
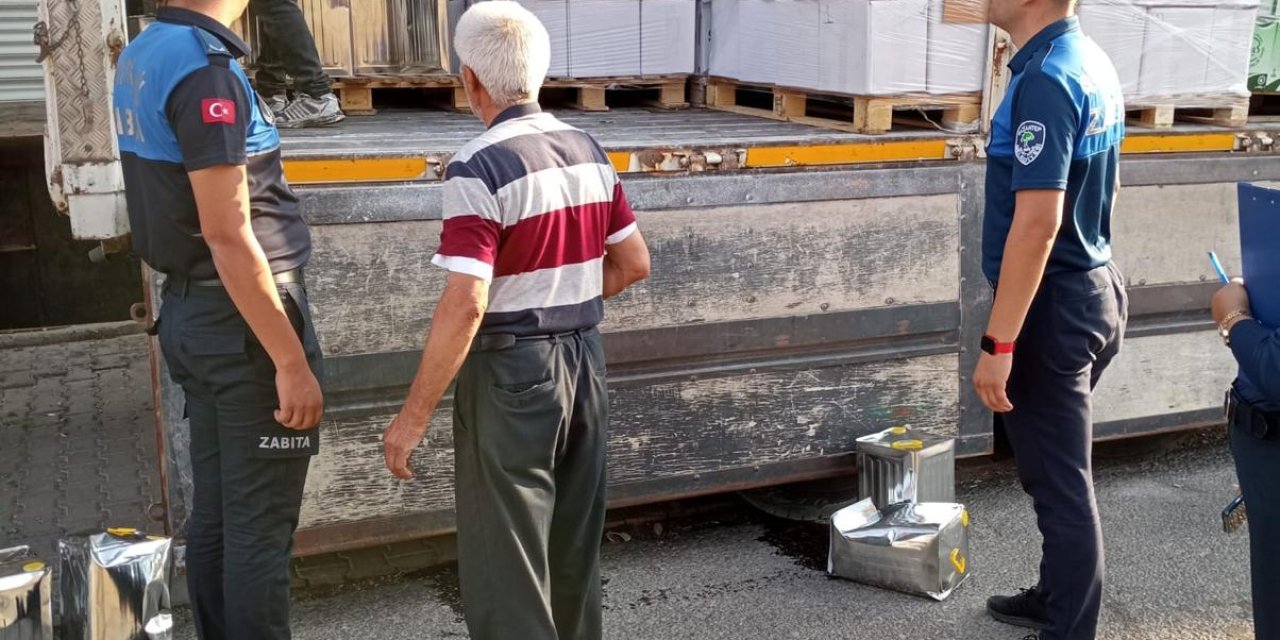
{"left": 171, "top": 429, "right": 1256, "bottom": 640}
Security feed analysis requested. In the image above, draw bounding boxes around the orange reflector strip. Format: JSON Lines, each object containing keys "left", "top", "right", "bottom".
{"left": 283, "top": 157, "right": 431, "bottom": 185}
{"left": 746, "top": 140, "right": 952, "bottom": 168}
{"left": 1122, "top": 133, "right": 1237, "bottom": 155}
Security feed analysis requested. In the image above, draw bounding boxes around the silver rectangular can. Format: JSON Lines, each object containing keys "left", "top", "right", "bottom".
{"left": 0, "top": 546, "right": 52, "bottom": 640}
{"left": 828, "top": 499, "right": 971, "bottom": 601}
{"left": 856, "top": 425, "right": 955, "bottom": 509}
{"left": 58, "top": 530, "right": 172, "bottom": 640}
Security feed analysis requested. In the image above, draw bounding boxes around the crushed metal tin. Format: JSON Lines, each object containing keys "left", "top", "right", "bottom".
{"left": 58, "top": 530, "right": 172, "bottom": 640}
{"left": 828, "top": 499, "right": 971, "bottom": 601}
{"left": 0, "top": 545, "right": 53, "bottom": 640}
{"left": 856, "top": 425, "right": 956, "bottom": 510}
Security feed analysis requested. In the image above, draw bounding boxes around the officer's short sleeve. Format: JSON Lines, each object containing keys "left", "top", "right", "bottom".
{"left": 1010, "top": 72, "right": 1080, "bottom": 192}
{"left": 165, "top": 62, "right": 249, "bottom": 171}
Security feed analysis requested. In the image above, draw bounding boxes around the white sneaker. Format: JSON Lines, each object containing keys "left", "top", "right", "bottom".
{"left": 276, "top": 93, "right": 346, "bottom": 129}
{"left": 264, "top": 94, "right": 289, "bottom": 117}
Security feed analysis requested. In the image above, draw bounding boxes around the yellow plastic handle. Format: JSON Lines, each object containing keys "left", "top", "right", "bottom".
{"left": 890, "top": 439, "right": 924, "bottom": 451}
{"left": 950, "top": 549, "right": 967, "bottom": 574}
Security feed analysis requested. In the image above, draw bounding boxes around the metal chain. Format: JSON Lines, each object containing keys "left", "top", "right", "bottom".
{"left": 32, "top": 0, "right": 79, "bottom": 63}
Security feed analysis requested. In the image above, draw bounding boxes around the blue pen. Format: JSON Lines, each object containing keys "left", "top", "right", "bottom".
{"left": 1208, "top": 251, "right": 1231, "bottom": 284}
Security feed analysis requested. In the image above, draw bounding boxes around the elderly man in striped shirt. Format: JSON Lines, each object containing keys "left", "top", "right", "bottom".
{"left": 381, "top": 3, "right": 651, "bottom": 639}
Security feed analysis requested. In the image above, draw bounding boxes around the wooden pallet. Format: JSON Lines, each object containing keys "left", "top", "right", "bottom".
{"left": 541, "top": 75, "right": 689, "bottom": 112}
{"left": 1127, "top": 97, "right": 1251, "bottom": 129}
{"left": 706, "top": 79, "right": 981, "bottom": 135}
{"left": 333, "top": 75, "right": 689, "bottom": 115}
{"left": 333, "top": 75, "right": 465, "bottom": 116}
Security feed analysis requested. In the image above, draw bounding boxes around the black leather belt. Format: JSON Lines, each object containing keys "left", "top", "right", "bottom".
{"left": 1226, "top": 390, "right": 1280, "bottom": 440}
{"left": 177, "top": 268, "right": 304, "bottom": 288}
{"left": 471, "top": 328, "right": 592, "bottom": 353}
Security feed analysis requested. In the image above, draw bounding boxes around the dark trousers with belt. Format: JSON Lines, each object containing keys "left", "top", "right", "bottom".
{"left": 453, "top": 328, "right": 609, "bottom": 640}
{"left": 158, "top": 279, "right": 323, "bottom": 640}
{"left": 249, "top": 0, "right": 331, "bottom": 99}
{"left": 1001, "top": 263, "right": 1128, "bottom": 640}
{"left": 1229, "top": 399, "right": 1280, "bottom": 640}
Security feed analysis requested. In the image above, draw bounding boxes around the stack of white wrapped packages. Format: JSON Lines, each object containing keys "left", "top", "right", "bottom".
{"left": 709, "top": 0, "right": 992, "bottom": 96}
{"left": 1077, "top": 0, "right": 1259, "bottom": 102}
{"left": 468, "top": 0, "right": 698, "bottom": 77}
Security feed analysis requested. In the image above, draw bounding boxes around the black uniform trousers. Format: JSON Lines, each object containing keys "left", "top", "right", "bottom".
{"left": 1001, "top": 263, "right": 1128, "bottom": 640}
{"left": 248, "top": 0, "right": 331, "bottom": 99}
{"left": 453, "top": 328, "right": 609, "bottom": 640}
{"left": 1229, "top": 398, "right": 1280, "bottom": 640}
{"left": 158, "top": 279, "right": 322, "bottom": 640}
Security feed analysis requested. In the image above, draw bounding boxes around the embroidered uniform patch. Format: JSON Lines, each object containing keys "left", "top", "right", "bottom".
{"left": 1014, "top": 120, "right": 1046, "bottom": 166}
{"left": 202, "top": 98, "right": 235, "bottom": 124}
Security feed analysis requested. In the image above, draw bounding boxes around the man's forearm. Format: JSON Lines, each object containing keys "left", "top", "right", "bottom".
{"left": 988, "top": 217, "right": 1058, "bottom": 342}
{"left": 400, "top": 277, "right": 488, "bottom": 424}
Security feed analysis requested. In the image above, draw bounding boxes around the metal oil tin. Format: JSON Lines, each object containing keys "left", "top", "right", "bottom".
{"left": 856, "top": 425, "right": 955, "bottom": 509}
{"left": 0, "top": 546, "right": 52, "bottom": 640}
{"left": 59, "top": 529, "right": 172, "bottom": 640}
{"left": 828, "top": 499, "right": 971, "bottom": 601}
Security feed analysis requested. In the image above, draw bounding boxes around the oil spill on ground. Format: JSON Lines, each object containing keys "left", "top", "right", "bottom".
{"left": 757, "top": 515, "right": 831, "bottom": 574}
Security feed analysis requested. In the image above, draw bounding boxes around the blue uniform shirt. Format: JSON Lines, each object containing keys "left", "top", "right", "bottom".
{"left": 1232, "top": 321, "right": 1280, "bottom": 411}
{"left": 984, "top": 17, "right": 1125, "bottom": 284}
{"left": 113, "top": 8, "right": 310, "bottom": 280}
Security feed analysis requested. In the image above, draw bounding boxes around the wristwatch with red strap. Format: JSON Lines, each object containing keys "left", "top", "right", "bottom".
{"left": 981, "top": 335, "right": 1016, "bottom": 355}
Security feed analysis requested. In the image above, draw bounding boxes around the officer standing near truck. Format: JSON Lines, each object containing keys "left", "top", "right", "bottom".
{"left": 113, "top": 0, "right": 323, "bottom": 638}
{"left": 974, "top": 1, "right": 1128, "bottom": 639}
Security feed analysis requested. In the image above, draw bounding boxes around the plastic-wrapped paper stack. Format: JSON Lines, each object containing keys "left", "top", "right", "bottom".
{"left": 828, "top": 499, "right": 971, "bottom": 601}
{"left": 1251, "top": 0, "right": 1280, "bottom": 92}
{"left": 708, "top": 0, "right": 991, "bottom": 95}
{"left": 0, "top": 546, "right": 52, "bottom": 640}
{"left": 59, "top": 530, "right": 172, "bottom": 640}
{"left": 1077, "top": 0, "right": 1260, "bottom": 102}
{"left": 467, "top": 0, "right": 697, "bottom": 77}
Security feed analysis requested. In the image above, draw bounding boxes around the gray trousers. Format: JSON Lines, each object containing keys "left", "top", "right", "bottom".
{"left": 453, "top": 328, "right": 609, "bottom": 640}
{"left": 158, "top": 279, "right": 323, "bottom": 640}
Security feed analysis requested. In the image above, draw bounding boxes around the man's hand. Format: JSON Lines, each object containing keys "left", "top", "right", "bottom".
{"left": 1212, "top": 280, "right": 1251, "bottom": 326}
{"left": 275, "top": 362, "right": 324, "bottom": 429}
{"left": 973, "top": 352, "right": 1015, "bottom": 413}
{"left": 383, "top": 410, "right": 430, "bottom": 480}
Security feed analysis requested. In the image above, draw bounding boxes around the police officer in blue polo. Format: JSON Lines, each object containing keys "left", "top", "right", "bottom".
{"left": 114, "top": 0, "right": 323, "bottom": 637}
{"left": 1213, "top": 280, "right": 1280, "bottom": 640}
{"left": 973, "top": 0, "right": 1128, "bottom": 639}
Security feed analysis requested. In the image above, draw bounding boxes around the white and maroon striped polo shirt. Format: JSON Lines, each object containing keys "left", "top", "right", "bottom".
{"left": 431, "top": 103, "right": 638, "bottom": 336}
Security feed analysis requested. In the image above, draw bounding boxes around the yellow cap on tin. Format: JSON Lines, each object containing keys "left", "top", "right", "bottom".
{"left": 22, "top": 561, "right": 45, "bottom": 573}
{"left": 890, "top": 439, "right": 924, "bottom": 451}
{"left": 888, "top": 426, "right": 909, "bottom": 435}
{"left": 107, "top": 527, "right": 138, "bottom": 538}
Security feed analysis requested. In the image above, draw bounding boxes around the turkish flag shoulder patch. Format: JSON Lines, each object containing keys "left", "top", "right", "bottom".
{"left": 201, "top": 98, "right": 236, "bottom": 124}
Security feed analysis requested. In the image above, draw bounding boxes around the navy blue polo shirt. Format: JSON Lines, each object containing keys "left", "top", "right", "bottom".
{"left": 983, "top": 17, "right": 1125, "bottom": 284}
{"left": 113, "top": 7, "right": 309, "bottom": 280}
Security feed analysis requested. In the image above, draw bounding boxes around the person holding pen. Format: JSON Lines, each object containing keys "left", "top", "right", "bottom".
{"left": 1212, "top": 270, "right": 1280, "bottom": 640}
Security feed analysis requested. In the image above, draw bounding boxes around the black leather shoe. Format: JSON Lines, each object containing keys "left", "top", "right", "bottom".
{"left": 987, "top": 587, "right": 1049, "bottom": 630}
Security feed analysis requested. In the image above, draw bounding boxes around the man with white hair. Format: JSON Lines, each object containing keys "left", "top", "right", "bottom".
{"left": 381, "top": 3, "right": 651, "bottom": 639}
